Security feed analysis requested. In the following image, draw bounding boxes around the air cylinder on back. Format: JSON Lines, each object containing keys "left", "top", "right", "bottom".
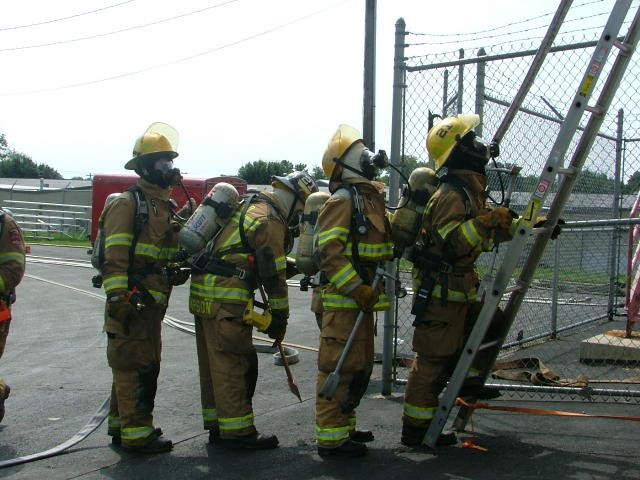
{"left": 179, "top": 182, "right": 240, "bottom": 254}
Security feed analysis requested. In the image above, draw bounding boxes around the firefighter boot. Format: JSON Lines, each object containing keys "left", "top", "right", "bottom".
{"left": 0, "top": 384, "right": 10, "bottom": 423}
{"left": 459, "top": 378, "right": 502, "bottom": 400}
{"left": 317, "top": 439, "right": 367, "bottom": 458}
{"left": 121, "top": 428, "right": 173, "bottom": 454}
{"left": 218, "top": 432, "right": 279, "bottom": 450}
{"left": 112, "top": 427, "right": 164, "bottom": 447}
{"left": 401, "top": 424, "right": 457, "bottom": 447}
{"left": 349, "top": 429, "right": 374, "bottom": 443}
{"left": 208, "top": 426, "right": 220, "bottom": 444}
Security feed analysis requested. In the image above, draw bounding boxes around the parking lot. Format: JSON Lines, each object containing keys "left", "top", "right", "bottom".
{"left": 0, "top": 245, "right": 637, "bottom": 480}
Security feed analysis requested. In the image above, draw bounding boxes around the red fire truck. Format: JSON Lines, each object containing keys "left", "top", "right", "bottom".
{"left": 90, "top": 173, "right": 247, "bottom": 242}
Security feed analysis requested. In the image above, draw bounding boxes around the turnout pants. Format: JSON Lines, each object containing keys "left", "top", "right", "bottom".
{"left": 195, "top": 303, "right": 258, "bottom": 439}
{"left": 0, "top": 318, "right": 10, "bottom": 399}
{"left": 106, "top": 303, "right": 165, "bottom": 447}
{"left": 403, "top": 299, "right": 507, "bottom": 429}
{"left": 315, "top": 310, "right": 374, "bottom": 447}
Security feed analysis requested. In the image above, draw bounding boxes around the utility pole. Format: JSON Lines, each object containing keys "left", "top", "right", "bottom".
{"left": 363, "top": 0, "right": 376, "bottom": 150}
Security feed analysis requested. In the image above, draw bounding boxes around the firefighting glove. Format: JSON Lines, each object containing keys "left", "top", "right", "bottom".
{"left": 351, "top": 284, "right": 379, "bottom": 313}
{"left": 107, "top": 295, "right": 136, "bottom": 321}
{"left": 266, "top": 309, "right": 288, "bottom": 342}
{"left": 534, "top": 216, "right": 565, "bottom": 240}
{"left": 475, "top": 207, "right": 517, "bottom": 230}
{"left": 489, "top": 141, "right": 500, "bottom": 158}
{"left": 165, "top": 265, "right": 191, "bottom": 286}
{"left": 178, "top": 197, "right": 197, "bottom": 217}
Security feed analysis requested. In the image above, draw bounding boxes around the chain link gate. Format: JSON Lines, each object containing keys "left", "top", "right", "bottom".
{"left": 385, "top": 8, "right": 640, "bottom": 404}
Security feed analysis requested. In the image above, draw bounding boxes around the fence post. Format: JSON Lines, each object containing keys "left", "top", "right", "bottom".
{"left": 382, "top": 17, "right": 407, "bottom": 395}
{"left": 475, "top": 48, "right": 486, "bottom": 137}
{"left": 609, "top": 108, "right": 624, "bottom": 319}
{"left": 457, "top": 48, "right": 464, "bottom": 114}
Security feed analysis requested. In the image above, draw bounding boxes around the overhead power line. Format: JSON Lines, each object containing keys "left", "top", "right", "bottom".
{"left": 0, "top": 0, "right": 349, "bottom": 96}
{"left": 0, "top": 0, "right": 241, "bottom": 52}
{"left": 0, "top": 0, "right": 137, "bottom": 31}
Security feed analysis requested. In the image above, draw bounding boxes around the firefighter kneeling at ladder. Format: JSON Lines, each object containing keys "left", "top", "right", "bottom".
{"left": 401, "top": 114, "right": 517, "bottom": 448}
{"left": 315, "top": 125, "right": 394, "bottom": 458}
{"left": 101, "top": 123, "right": 194, "bottom": 454}
{"left": 187, "top": 171, "right": 318, "bottom": 449}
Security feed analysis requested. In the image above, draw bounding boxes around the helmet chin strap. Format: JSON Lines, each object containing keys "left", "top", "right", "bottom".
{"left": 335, "top": 158, "right": 370, "bottom": 179}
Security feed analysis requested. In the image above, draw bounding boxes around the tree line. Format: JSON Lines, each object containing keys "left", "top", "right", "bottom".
{"left": 0, "top": 134, "right": 62, "bottom": 179}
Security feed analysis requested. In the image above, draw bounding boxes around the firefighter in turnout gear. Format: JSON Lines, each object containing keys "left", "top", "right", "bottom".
{"left": 0, "top": 210, "right": 25, "bottom": 423}
{"left": 189, "top": 171, "right": 317, "bottom": 450}
{"left": 401, "top": 114, "right": 516, "bottom": 447}
{"left": 102, "top": 122, "right": 193, "bottom": 453}
{"left": 315, "top": 125, "right": 394, "bottom": 458}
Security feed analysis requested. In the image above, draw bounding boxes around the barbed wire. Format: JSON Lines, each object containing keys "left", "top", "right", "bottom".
{"left": 406, "top": 0, "right": 607, "bottom": 38}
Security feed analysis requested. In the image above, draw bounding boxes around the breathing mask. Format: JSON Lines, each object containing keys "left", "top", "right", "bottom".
{"left": 139, "top": 158, "right": 182, "bottom": 188}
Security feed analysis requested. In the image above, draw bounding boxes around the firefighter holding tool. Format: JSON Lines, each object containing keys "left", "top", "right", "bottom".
{"left": 314, "top": 125, "right": 394, "bottom": 458}
{"left": 101, "top": 122, "right": 193, "bottom": 454}
{"left": 187, "top": 171, "right": 317, "bottom": 450}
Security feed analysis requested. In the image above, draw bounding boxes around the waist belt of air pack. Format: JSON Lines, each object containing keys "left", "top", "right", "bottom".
{"left": 412, "top": 252, "right": 473, "bottom": 275}
{"left": 191, "top": 255, "right": 253, "bottom": 282}
{"left": 130, "top": 266, "right": 164, "bottom": 277}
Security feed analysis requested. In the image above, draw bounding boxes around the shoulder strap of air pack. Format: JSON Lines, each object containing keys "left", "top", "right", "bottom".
{"left": 124, "top": 186, "right": 148, "bottom": 267}
{"left": 334, "top": 184, "right": 371, "bottom": 284}
{"left": 438, "top": 173, "right": 473, "bottom": 220}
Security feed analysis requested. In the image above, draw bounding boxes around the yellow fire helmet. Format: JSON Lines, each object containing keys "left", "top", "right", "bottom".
{"left": 272, "top": 171, "right": 319, "bottom": 204}
{"left": 321, "top": 124, "right": 363, "bottom": 179}
{"left": 125, "top": 122, "right": 179, "bottom": 170}
{"left": 426, "top": 114, "right": 480, "bottom": 171}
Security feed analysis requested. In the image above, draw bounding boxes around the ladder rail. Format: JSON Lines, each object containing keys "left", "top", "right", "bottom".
{"left": 491, "top": 0, "right": 574, "bottom": 144}
{"left": 424, "top": 0, "right": 636, "bottom": 448}
{"left": 454, "top": 4, "right": 640, "bottom": 433}
{"left": 505, "top": 7, "right": 640, "bottom": 323}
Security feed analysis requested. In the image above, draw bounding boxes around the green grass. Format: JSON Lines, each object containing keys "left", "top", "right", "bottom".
{"left": 399, "top": 260, "right": 624, "bottom": 286}
{"left": 25, "top": 232, "right": 91, "bottom": 247}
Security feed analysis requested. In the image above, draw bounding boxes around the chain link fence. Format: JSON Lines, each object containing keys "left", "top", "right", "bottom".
{"left": 388, "top": 8, "right": 640, "bottom": 403}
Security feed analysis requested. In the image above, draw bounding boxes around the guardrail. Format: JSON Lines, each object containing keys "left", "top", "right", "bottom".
{"left": 2, "top": 200, "right": 91, "bottom": 239}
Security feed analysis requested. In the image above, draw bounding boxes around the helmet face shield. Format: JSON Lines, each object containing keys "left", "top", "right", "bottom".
{"left": 126, "top": 122, "right": 179, "bottom": 170}
{"left": 321, "top": 124, "right": 363, "bottom": 178}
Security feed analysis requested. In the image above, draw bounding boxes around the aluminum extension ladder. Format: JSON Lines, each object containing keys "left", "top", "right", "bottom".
{"left": 424, "top": 0, "right": 640, "bottom": 448}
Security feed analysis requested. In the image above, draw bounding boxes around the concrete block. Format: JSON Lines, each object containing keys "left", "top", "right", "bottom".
{"left": 580, "top": 330, "right": 640, "bottom": 363}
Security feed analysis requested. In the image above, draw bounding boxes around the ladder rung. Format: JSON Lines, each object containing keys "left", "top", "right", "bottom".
{"left": 556, "top": 166, "right": 577, "bottom": 176}
{"left": 505, "top": 283, "right": 525, "bottom": 293}
{"left": 479, "top": 339, "right": 500, "bottom": 351}
{"left": 614, "top": 39, "right": 633, "bottom": 54}
{"left": 584, "top": 105, "right": 604, "bottom": 116}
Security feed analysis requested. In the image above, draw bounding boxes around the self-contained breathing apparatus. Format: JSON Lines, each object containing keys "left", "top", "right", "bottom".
{"left": 408, "top": 113, "right": 499, "bottom": 325}
{"left": 294, "top": 191, "right": 330, "bottom": 279}
{"left": 294, "top": 184, "right": 373, "bottom": 293}
{"left": 176, "top": 182, "right": 253, "bottom": 283}
{"left": 177, "top": 187, "right": 288, "bottom": 334}
{"left": 389, "top": 167, "right": 439, "bottom": 251}
{"left": 178, "top": 182, "right": 241, "bottom": 254}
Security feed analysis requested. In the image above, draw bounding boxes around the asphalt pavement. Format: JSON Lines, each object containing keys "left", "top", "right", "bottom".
{"left": 0, "top": 245, "right": 637, "bottom": 480}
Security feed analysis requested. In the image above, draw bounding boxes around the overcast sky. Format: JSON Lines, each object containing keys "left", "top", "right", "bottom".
{"left": 0, "top": 0, "right": 632, "bottom": 179}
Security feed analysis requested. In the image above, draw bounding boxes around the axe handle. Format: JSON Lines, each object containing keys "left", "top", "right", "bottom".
{"left": 323, "top": 267, "right": 383, "bottom": 387}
